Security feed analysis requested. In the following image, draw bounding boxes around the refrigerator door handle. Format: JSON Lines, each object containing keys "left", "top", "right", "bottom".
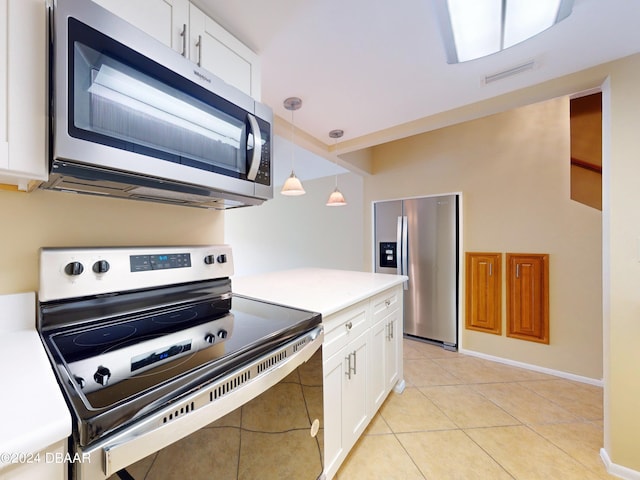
{"left": 396, "top": 216, "right": 403, "bottom": 273}
{"left": 401, "top": 215, "right": 409, "bottom": 290}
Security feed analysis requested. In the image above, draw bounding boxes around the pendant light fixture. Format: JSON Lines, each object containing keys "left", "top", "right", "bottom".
{"left": 280, "top": 97, "right": 306, "bottom": 196}
{"left": 326, "top": 129, "right": 347, "bottom": 207}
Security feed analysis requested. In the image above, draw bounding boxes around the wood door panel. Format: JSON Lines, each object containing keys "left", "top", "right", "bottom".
{"left": 465, "top": 253, "right": 502, "bottom": 335}
{"left": 506, "top": 254, "right": 549, "bottom": 344}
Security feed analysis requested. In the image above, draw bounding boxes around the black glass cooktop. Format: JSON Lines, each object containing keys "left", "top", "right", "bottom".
{"left": 51, "top": 296, "right": 232, "bottom": 363}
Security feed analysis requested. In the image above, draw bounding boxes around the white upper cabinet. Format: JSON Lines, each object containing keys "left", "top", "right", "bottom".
{"left": 94, "top": 0, "right": 261, "bottom": 99}
{"left": 92, "top": 0, "right": 188, "bottom": 53}
{"left": 0, "top": 0, "right": 8, "bottom": 172}
{"left": 189, "top": 4, "right": 260, "bottom": 99}
{"left": 0, "top": 0, "right": 48, "bottom": 191}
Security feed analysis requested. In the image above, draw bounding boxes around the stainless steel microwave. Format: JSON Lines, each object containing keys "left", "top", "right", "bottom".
{"left": 43, "top": 0, "right": 273, "bottom": 209}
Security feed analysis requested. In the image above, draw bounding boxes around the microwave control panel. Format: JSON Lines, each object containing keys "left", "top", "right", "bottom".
{"left": 254, "top": 117, "right": 271, "bottom": 186}
{"left": 255, "top": 142, "right": 271, "bottom": 185}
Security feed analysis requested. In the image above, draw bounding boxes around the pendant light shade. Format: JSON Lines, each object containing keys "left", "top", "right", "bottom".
{"left": 281, "top": 171, "right": 306, "bottom": 196}
{"left": 281, "top": 97, "right": 306, "bottom": 196}
{"left": 326, "top": 129, "right": 347, "bottom": 207}
{"left": 326, "top": 187, "right": 347, "bottom": 206}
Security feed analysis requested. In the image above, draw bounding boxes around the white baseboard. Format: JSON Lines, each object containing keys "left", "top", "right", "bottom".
{"left": 601, "top": 448, "right": 640, "bottom": 480}
{"left": 458, "top": 348, "right": 604, "bottom": 387}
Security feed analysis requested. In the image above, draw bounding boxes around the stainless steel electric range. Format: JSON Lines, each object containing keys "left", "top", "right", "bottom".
{"left": 37, "top": 246, "right": 324, "bottom": 480}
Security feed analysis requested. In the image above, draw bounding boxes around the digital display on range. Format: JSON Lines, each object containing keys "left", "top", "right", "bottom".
{"left": 131, "top": 340, "right": 192, "bottom": 372}
{"left": 130, "top": 253, "right": 192, "bottom": 272}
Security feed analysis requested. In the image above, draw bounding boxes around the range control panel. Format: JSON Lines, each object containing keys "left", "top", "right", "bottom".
{"left": 130, "top": 253, "right": 192, "bottom": 272}
{"left": 39, "top": 245, "right": 234, "bottom": 302}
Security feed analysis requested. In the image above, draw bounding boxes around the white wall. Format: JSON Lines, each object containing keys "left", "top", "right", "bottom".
{"left": 225, "top": 173, "right": 364, "bottom": 277}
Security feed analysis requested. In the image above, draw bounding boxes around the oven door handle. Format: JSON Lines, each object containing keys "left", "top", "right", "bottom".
{"left": 91, "top": 326, "right": 323, "bottom": 478}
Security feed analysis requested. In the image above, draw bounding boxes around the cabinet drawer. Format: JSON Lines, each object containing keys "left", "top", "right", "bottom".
{"left": 322, "top": 303, "right": 369, "bottom": 360}
{"left": 371, "top": 287, "right": 401, "bottom": 323}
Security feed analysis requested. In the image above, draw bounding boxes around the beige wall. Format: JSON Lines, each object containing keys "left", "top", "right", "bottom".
{"left": 362, "top": 53, "right": 640, "bottom": 473}
{"left": 603, "top": 55, "right": 640, "bottom": 473}
{"left": 0, "top": 189, "right": 223, "bottom": 295}
{"left": 364, "top": 96, "right": 603, "bottom": 381}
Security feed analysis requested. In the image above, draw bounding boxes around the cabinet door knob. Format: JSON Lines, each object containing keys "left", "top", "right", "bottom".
{"left": 345, "top": 321, "right": 353, "bottom": 331}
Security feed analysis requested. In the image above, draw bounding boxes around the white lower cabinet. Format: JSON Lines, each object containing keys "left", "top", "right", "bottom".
{"left": 369, "top": 315, "right": 388, "bottom": 412}
{"left": 322, "top": 348, "right": 345, "bottom": 478}
{"left": 323, "top": 285, "right": 403, "bottom": 479}
{"left": 323, "top": 329, "right": 369, "bottom": 478}
{"left": 0, "top": 440, "right": 67, "bottom": 480}
{"left": 342, "top": 329, "right": 369, "bottom": 445}
{"left": 385, "top": 310, "right": 401, "bottom": 391}
{"left": 370, "top": 307, "right": 401, "bottom": 412}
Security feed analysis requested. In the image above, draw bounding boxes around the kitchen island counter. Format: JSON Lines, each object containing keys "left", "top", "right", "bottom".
{"left": 232, "top": 268, "right": 407, "bottom": 316}
{"left": 233, "top": 268, "right": 407, "bottom": 480}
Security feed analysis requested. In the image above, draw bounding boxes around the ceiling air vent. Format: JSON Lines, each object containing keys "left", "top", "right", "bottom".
{"left": 484, "top": 60, "right": 536, "bottom": 85}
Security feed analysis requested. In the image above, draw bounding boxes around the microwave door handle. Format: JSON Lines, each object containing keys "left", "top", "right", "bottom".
{"left": 246, "top": 114, "right": 262, "bottom": 181}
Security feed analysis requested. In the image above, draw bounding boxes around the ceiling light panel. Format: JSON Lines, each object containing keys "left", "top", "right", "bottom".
{"left": 447, "top": 0, "right": 502, "bottom": 63}
{"left": 435, "top": 0, "right": 574, "bottom": 63}
{"left": 504, "top": 0, "right": 562, "bottom": 48}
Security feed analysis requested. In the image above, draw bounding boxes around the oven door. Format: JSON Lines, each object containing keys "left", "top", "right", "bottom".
{"left": 75, "top": 326, "right": 323, "bottom": 480}
{"left": 50, "top": 0, "right": 272, "bottom": 201}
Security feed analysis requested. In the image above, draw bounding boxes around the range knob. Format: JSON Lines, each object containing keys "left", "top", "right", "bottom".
{"left": 73, "top": 376, "right": 86, "bottom": 389}
{"left": 93, "top": 366, "right": 111, "bottom": 386}
{"left": 217, "top": 254, "right": 227, "bottom": 264}
{"left": 204, "top": 255, "right": 216, "bottom": 265}
{"left": 204, "top": 333, "right": 215, "bottom": 344}
{"left": 92, "top": 260, "right": 110, "bottom": 274}
{"left": 64, "top": 261, "right": 84, "bottom": 276}
{"left": 217, "top": 329, "right": 228, "bottom": 339}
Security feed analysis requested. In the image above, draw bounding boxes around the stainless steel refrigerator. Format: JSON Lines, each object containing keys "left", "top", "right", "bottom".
{"left": 374, "top": 194, "right": 458, "bottom": 349}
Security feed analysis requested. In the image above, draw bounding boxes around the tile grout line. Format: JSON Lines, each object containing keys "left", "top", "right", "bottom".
{"left": 375, "top": 391, "right": 441, "bottom": 479}
{"left": 403, "top": 341, "right": 609, "bottom": 478}
{"left": 459, "top": 428, "right": 517, "bottom": 480}
{"left": 521, "top": 423, "right": 609, "bottom": 478}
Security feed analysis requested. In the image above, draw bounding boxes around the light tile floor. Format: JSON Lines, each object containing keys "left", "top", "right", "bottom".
{"left": 335, "top": 338, "right": 614, "bottom": 480}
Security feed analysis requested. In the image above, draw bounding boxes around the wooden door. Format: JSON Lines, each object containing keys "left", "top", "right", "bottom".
{"left": 506, "top": 254, "right": 549, "bottom": 344}
{"left": 465, "top": 253, "right": 502, "bottom": 334}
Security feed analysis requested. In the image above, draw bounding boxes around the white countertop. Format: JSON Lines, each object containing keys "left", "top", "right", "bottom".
{"left": 0, "top": 292, "right": 71, "bottom": 470}
{"left": 232, "top": 268, "right": 407, "bottom": 317}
